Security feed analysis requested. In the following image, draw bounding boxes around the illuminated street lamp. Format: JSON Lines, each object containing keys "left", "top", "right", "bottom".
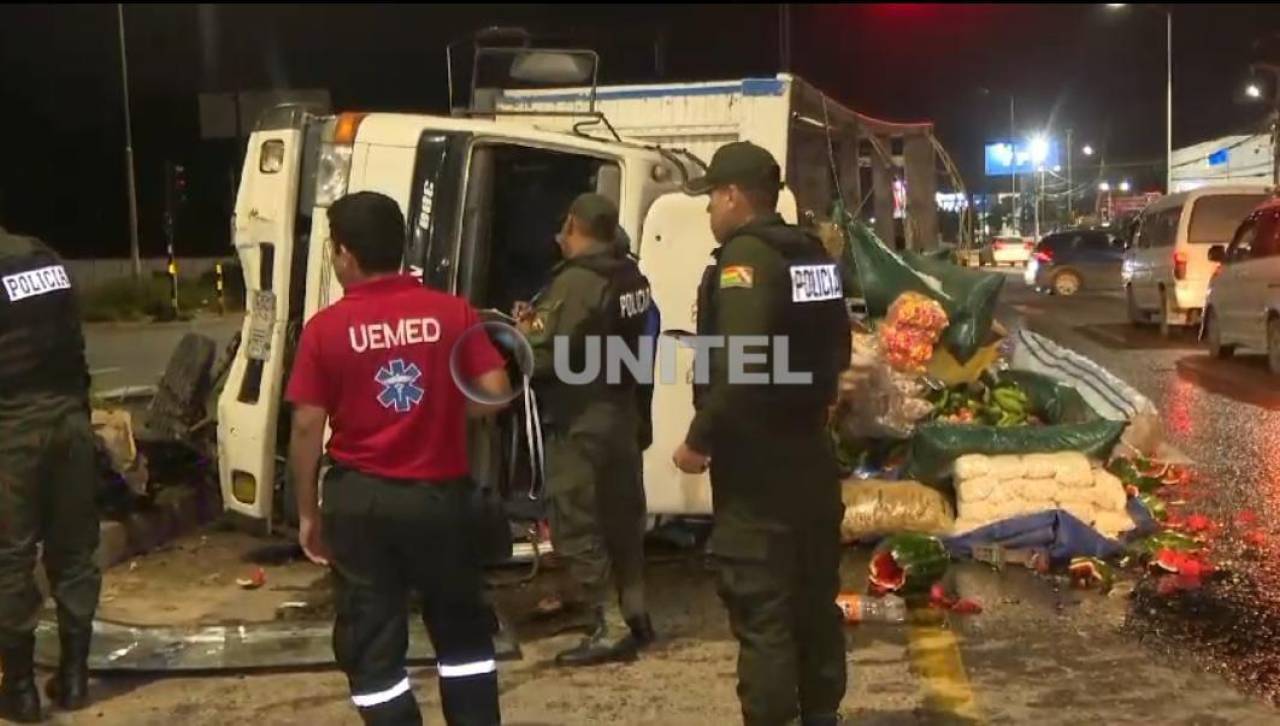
{"left": 1098, "top": 181, "right": 1111, "bottom": 192}
{"left": 1247, "top": 83, "right": 1263, "bottom": 99}
{"left": 1119, "top": 180, "right": 1132, "bottom": 192}
{"left": 1029, "top": 135, "right": 1050, "bottom": 165}
{"left": 1028, "top": 134, "right": 1050, "bottom": 238}
{"left": 1082, "top": 144, "right": 1095, "bottom": 156}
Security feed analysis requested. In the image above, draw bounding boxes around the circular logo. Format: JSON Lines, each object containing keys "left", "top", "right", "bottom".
{"left": 449, "top": 319, "right": 534, "bottom": 405}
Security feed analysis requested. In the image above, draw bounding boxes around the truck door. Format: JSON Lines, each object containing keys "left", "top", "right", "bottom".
{"left": 218, "top": 109, "right": 320, "bottom": 525}
{"left": 637, "top": 189, "right": 799, "bottom": 516}
{"left": 448, "top": 139, "right": 625, "bottom": 513}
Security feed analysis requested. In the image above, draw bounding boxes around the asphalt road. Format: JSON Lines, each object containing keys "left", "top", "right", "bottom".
{"left": 85, "top": 315, "right": 243, "bottom": 392}
{"left": 999, "top": 268, "right": 1280, "bottom": 706}
{"left": 60, "top": 274, "right": 1280, "bottom": 724}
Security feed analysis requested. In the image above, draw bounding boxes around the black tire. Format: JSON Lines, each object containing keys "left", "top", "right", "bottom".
{"left": 1052, "top": 270, "right": 1082, "bottom": 296}
{"left": 1158, "top": 286, "right": 1173, "bottom": 338}
{"left": 1205, "top": 309, "right": 1235, "bottom": 359}
{"left": 1126, "top": 286, "right": 1144, "bottom": 326}
{"left": 1269, "top": 317, "right": 1280, "bottom": 376}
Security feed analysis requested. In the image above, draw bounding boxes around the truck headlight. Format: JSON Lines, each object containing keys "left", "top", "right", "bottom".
{"left": 315, "top": 143, "right": 353, "bottom": 207}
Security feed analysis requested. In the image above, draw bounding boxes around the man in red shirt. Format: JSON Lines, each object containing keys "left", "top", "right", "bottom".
{"left": 286, "top": 191, "right": 511, "bottom": 726}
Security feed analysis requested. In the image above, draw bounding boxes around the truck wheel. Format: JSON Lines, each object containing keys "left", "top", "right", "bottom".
{"left": 1126, "top": 286, "right": 1144, "bottom": 326}
{"left": 1052, "top": 270, "right": 1082, "bottom": 296}
{"left": 1206, "top": 309, "right": 1234, "bottom": 359}
{"left": 1158, "top": 287, "right": 1173, "bottom": 338}
{"left": 1269, "top": 317, "right": 1280, "bottom": 376}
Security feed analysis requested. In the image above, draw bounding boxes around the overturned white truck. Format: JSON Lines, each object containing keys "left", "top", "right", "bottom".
{"left": 217, "top": 39, "right": 947, "bottom": 530}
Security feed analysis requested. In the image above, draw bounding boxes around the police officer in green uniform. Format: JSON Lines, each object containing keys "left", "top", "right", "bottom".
{"left": 671, "top": 143, "right": 851, "bottom": 725}
{"left": 516, "top": 193, "right": 655, "bottom": 666}
{"left": 0, "top": 224, "right": 101, "bottom": 723}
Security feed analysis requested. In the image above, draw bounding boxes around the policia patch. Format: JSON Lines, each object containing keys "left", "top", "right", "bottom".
{"left": 789, "top": 264, "right": 842, "bottom": 303}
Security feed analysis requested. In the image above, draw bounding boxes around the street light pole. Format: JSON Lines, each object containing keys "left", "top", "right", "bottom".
{"left": 1066, "top": 128, "right": 1073, "bottom": 223}
{"left": 1035, "top": 167, "right": 1044, "bottom": 239}
{"left": 117, "top": 3, "right": 142, "bottom": 282}
{"left": 1010, "top": 96, "right": 1018, "bottom": 234}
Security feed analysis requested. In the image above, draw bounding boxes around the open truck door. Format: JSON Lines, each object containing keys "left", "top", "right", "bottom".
{"left": 217, "top": 107, "right": 321, "bottom": 526}
{"left": 638, "top": 190, "right": 798, "bottom": 516}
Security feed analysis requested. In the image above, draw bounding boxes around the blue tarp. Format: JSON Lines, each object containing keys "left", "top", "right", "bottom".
{"left": 943, "top": 498, "right": 1159, "bottom": 567}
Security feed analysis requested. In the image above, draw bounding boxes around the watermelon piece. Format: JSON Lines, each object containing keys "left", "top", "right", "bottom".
{"left": 1152, "top": 549, "right": 1214, "bottom": 578}
{"left": 1131, "top": 530, "right": 1201, "bottom": 557}
{"left": 1137, "top": 493, "right": 1167, "bottom": 521}
{"left": 870, "top": 533, "right": 949, "bottom": 595}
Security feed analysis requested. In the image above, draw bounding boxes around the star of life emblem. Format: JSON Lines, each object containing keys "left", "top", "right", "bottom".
{"left": 375, "top": 359, "right": 424, "bottom": 413}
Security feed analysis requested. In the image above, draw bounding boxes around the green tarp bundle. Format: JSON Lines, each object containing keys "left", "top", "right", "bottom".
{"left": 835, "top": 208, "right": 1004, "bottom": 364}
{"left": 904, "top": 370, "right": 1126, "bottom": 485}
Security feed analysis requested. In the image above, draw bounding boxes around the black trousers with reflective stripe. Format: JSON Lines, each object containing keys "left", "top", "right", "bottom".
{"left": 323, "top": 467, "right": 501, "bottom": 726}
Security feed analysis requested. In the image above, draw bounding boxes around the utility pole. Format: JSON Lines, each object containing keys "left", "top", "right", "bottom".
{"left": 1066, "top": 128, "right": 1074, "bottom": 225}
{"left": 1258, "top": 63, "right": 1280, "bottom": 186}
{"left": 1010, "top": 96, "right": 1018, "bottom": 234}
{"left": 1034, "top": 167, "right": 1043, "bottom": 240}
{"left": 117, "top": 3, "right": 142, "bottom": 282}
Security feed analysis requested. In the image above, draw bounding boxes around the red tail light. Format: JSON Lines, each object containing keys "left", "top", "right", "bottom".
{"left": 1174, "top": 251, "right": 1188, "bottom": 280}
{"left": 1034, "top": 250, "right": 1053, "bottom": 263}
{"left": 1024, "top": 241, "right": 1035, "bottom": 251}
{"left": 993, "top": 240, "right": 1005, "bottom": 250}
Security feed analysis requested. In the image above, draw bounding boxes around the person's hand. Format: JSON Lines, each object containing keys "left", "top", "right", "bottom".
{"left": 672, "top": 442, "right": 710, "bottom": 474}
{"left": 299, "top": 514, "right": 331, "bottom": 566}
{"left": 512, "top": 301, "right": 535, "bottom": 323}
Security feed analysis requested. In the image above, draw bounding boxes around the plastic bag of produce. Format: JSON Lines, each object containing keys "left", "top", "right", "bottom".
{"left": 905, "top": 370, "right": 1126, "bottom": 485}
{"left": 840, "top": 479, "right": 956, "bottom": 543}
{"left": 879, "top": 292, "right": 949, "bottom": 373}
{"left": 835, "top": 330, "right": 935, "bottom": 440}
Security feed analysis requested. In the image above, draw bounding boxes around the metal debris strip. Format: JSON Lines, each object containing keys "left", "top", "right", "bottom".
{"left": 34, "top": 616, "right": 519, "bottom": 673}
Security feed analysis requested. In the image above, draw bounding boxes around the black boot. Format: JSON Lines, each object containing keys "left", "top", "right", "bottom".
{"left": 554, "top": 610, "right": 638, "bottom": 667}
{"left": 625, "top": 614, "right": 656, "bottom": 649}
{"left": 0, "top": 634, "right": 43, "bottom": 723}
{"left": 46, "top": 632, "right": 90, "bottom": 711}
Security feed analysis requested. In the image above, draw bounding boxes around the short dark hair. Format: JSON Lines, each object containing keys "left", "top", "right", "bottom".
{"left": 327, "top": 192, "right": 405, "bottom": 273}
{"left": 738, "top": 181, "right": 780, "bottom": 213}
{"left": 568, "top": 193, "right": 620, "bottom": 242}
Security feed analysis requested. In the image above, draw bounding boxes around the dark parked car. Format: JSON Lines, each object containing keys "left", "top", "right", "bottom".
{"left": 1025, "top": 229, "right": 1126, "bottom": 295}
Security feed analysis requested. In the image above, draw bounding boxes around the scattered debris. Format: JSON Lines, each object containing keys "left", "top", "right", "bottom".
{"left": 236, "top": 567, "right": 267, "bottom": 590}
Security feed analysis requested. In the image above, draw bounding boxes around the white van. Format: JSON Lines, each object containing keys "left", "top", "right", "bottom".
{"left": 1203, "top": 195, "right": 1280, "bottom": 373}
{"left": 1123, "top": 186, "right": 1271, "bottom": 333}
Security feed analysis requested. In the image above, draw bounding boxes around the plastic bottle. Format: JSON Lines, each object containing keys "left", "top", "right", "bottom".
{"left": 836, "top": 592, "right": 907, "bottom": 624}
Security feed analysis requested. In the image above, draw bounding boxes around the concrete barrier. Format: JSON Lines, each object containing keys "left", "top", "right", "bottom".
{"left": 66, "top": 257, "right": 235, "bottom": 292}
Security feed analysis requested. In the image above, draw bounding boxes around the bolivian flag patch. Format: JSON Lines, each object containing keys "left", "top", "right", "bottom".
{"left": 720, "top": 265, "right": 754, "bottom": 289}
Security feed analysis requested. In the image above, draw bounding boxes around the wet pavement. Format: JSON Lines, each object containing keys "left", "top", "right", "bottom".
{"left": 56, "top": 273, "right": 1280, "bottom": 723}
{"left": 42, "top": 528, "right": 1279, "bottom": 725}
{"left": 1000, "top": 272, "right": 1280, "bottom": 706}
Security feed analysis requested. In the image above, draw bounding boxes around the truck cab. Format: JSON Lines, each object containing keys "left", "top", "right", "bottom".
{"left": 218, "top": 105, "right": 813, "bottom": 528}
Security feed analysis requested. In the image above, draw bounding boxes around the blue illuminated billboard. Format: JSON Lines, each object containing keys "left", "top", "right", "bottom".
{"left": 984, "top": 140, "right": 1062, "bottom": 176}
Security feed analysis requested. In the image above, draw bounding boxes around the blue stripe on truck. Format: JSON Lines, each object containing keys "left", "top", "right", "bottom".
{"left": 500, "top": 78, "right": 786, "bottom": 106}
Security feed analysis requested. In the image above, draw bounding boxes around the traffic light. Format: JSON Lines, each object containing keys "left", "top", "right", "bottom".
{"left": 165, "top": 161, "right": 189, "bottom": 208}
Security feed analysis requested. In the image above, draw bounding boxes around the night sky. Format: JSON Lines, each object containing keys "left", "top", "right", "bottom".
{"left": 1, "top": 3, "right": 1277, "bottom": 258}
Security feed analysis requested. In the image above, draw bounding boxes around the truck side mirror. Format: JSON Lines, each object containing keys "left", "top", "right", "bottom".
{"left": 1207, "top": 245, "right": 1226, "bottom": 264}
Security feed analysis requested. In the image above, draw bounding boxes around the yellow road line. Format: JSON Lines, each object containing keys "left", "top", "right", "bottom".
{"left": 906, "top": 610, "right": 985, "bottom": 724}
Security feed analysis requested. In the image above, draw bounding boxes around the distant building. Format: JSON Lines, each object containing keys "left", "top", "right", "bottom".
{"left": 1170, "top": 134, "right": 1274, "bottom": 192}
